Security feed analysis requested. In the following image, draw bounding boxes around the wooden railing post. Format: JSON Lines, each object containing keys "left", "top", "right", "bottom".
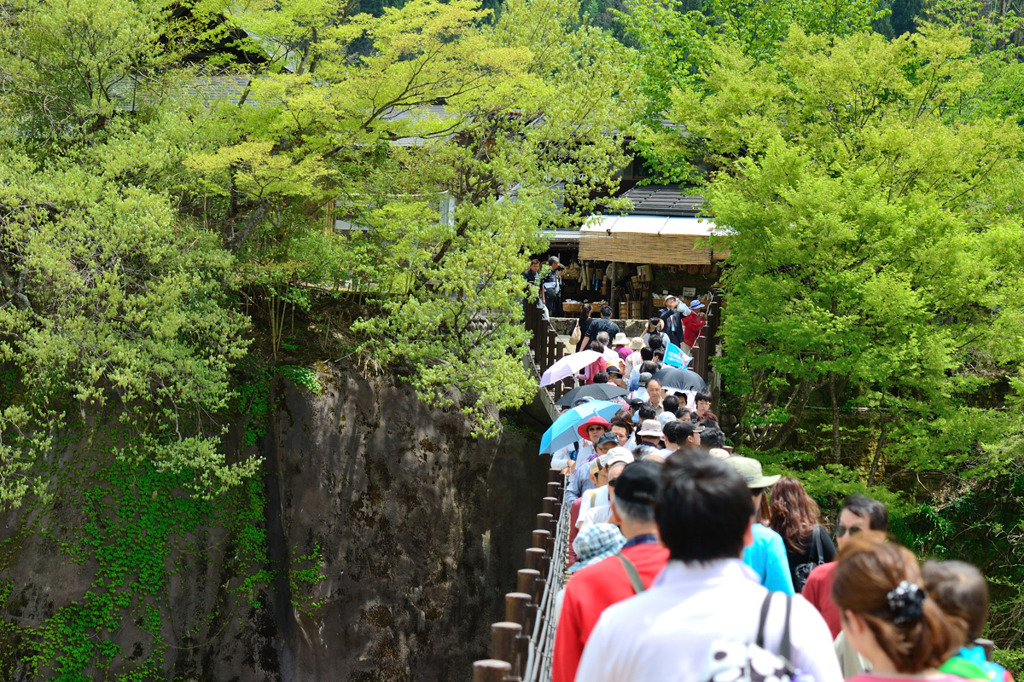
{"left": 525, "top": 547, "right": 546, "bottom": 572}
{"left": 546, "top": 481, "right": 561, "bottom": 500}
{"left": 531, "top": 530, "right": 551, "bottom": 556}
{"left": 518, "top": 568, "right": 542, "bottom": 604}
{"left": 505, "top": 592, "right": 531, "bottom": 628}
{"left": 491, "top": 622, "right": 523, "bottom": 679}
{"left": 542, "top": 496, "right": 558, "bottom": 516}
{"left": 516, "top": 569, "right": 540, "bottom": 633}
{"left": 536, "top": 512, "right": 554, "bottom": 534}
{"left": 473, "top": 659, "right": 512, "bottom": 682}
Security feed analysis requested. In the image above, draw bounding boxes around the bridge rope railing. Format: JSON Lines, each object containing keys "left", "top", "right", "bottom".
{"left": 521, "top": 485, "right": 570, "bottom": 682}
{"left": 472, "top": 469, "right": 569, "bottom": 682}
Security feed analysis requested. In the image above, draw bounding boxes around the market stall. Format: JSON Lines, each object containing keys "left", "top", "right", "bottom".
{"left": 560, "top": 215, "right": 728, "bottom": 318}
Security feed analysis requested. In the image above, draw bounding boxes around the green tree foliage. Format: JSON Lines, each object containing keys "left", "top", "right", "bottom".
{"left": 923, "top": 0, "right": 1024, "bottom": 123}
{"left": 1, "top": 0, "right": 637, "bottom": 510}
{"left": 0, "top": 155, "right": 256, "bottom": 505}
{"left": 618, "top": 0, "right": 886, "bottom": 179}
{"left": 180, "top": 0, "right": 637, "bottom": 433}
{"left": 0, "top": 0, "right": 634, "bottom": 675}
{"left": 663, "top": 27, "right": 1024, "bottom": 476}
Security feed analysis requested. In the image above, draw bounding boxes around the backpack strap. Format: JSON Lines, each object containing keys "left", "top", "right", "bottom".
{"left": 755, "top": 592, "right": 794, "bottom": 660}
{"left": 616, "top": 553, "right": 646, "bottom": 594}
{"left": 755, "top": 592, "right": 772, "bottom": 649}
{"left": 780, "top": 593, "right": 793, "bottom": 660}
{"left": 814, "top": 526, "right": 824, "bottom": 565}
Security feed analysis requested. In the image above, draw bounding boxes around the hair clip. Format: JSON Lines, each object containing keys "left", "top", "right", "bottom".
{"left": 887, "top": 580, "right": 926, "bottom": 625}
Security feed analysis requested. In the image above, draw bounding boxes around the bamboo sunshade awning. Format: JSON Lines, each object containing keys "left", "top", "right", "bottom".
{"left": 578, "top": 215, "right": 729, "bottom": 265}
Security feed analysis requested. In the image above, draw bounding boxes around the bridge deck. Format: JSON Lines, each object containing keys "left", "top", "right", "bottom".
{"left": 472, "top": 296, "right": 720, "bottom": 682}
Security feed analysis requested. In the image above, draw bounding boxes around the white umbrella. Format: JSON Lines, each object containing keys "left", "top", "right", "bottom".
{"left": 540, "top": 350, "right": 602, "bottom": 387}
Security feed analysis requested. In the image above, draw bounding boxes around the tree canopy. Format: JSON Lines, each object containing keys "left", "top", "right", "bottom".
{"left": 661, "top": 25, "right": 1024, "bottom": 472}
{"left": 0, "top": 0, "right": 638, "bottom": 506}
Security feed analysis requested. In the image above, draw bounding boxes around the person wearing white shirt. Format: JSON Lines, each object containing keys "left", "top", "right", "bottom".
{"left": 576, "top": 449, "right": 634, "bottom": 530}
{"left": 593, "top": 331, "right": 622, "bottom": 368}
{"left": 575, "top": 450, "right": 842, "bottom": 682}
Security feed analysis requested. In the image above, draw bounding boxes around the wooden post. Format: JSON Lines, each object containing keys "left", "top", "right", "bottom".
{"left": 517, "top": 569, "right": 540, "bottom": 599}
{"left": 473, "top": 659, "right": 511, "bottom": 682}
{"left": 548, "top": 468, "right": 564, "bottom": 485}
{"left": 552, "top": 333, "right": 565, "bottom": 399}
{"left": 531, "top": 529, "right": 551, "bottom": 555}
{"left": 491, "top": 622, "right": 523, "bottom": 676}
{"left": 547, "top": 481, "right": 561, "bottom": 499}
{"left": 542, "top": 497, "right": 558, "bottom": 516}
{"left": 547, "top": 330, "right": 560, "bottom": 398}
{"left": 525, "top": 547, "right": 546, "bottom": 572}
{"left": 505, "top": 592, "right": 531, "bottom": 628}
{"left": 505, "top": 592, "right": 533, "bottom": 673}
{"left": 536, "top": 512, "right": 554, "bottom": 534}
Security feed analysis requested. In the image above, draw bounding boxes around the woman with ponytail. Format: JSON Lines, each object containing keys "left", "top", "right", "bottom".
{"left": 832, "top": 539, "right": 965, "bottom": 682}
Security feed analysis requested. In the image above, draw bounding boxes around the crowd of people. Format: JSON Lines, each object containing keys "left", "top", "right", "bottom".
{"left": 546, "top": 389, "right": 1011, "bottom": 682}
{"left": 524, "top": 273, "right": 1011, "bottom": 682}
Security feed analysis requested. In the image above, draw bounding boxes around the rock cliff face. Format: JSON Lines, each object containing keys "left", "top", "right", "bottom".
{"left": 0, "top": 365, "right": 548, "bottom": 682}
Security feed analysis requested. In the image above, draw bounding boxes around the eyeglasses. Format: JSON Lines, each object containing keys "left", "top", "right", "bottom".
{"left": 836, "top": 525, "right": 863, "bottom": 538}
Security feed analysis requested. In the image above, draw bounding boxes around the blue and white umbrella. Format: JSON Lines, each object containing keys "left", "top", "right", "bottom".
{"left": 539, "top": 400, "right": 624, "bottom": 455}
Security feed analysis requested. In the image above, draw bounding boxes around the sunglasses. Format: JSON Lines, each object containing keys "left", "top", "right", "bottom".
{"left": 836, "top": 525, "right": 863, "bottom": 538}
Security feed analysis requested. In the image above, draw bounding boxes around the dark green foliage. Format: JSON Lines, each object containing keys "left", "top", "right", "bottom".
{"left": 890, "top": 0, "right": 922, "bottom": 35}
{"left": 0, "top": 446, "right": 271, "bottom": 680}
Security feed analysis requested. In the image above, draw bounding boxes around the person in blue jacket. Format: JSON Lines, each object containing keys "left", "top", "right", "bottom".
{"left": 724, "top": 456, "right": 795, "bottom": 595}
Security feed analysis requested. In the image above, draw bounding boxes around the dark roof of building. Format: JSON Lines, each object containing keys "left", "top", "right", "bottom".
{"left": 622, "top": 184, "right": 703, "bottom": 217}
{"left": 111, "top": 74, "right": 261, "bottom": 111}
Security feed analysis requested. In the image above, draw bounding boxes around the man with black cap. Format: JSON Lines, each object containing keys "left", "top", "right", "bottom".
{"left": 553, "top": 460, "right": 668, "bottom": 682}
{"left": 575, "top": 450, "right": 841, "bottom": 682}
{"left": 605, "top": 363, "right": 626, "bottom": 389}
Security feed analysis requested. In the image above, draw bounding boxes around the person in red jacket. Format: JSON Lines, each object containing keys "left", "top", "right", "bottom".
{"left": 682, "top": 299, "right": 707, "bottom": 353}
{"left": 802, "top": 494, "right": 889, "bottom": 638}
{"left": 552, "top": 461, "right": 669, "bottom": 682}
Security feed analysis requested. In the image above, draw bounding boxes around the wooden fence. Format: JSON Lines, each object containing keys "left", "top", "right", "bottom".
{"left": 524, "top": 304, "right": 574, "bottom": 401}
{"left": 688, "top": 293, "right": 720, "bottom": 384}
{"left": 471, "top": 469, "right": 568, "bottom": 682}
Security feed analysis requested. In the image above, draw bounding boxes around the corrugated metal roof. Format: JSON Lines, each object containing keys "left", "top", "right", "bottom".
{"left": 621, "top": 184, "right": 703, "bottom": 217}
{"left": 111, "top": 75, "right": 263, "bottom": 111}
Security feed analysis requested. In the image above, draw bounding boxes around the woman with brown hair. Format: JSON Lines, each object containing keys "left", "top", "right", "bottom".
{"left": 769, "top": 477, "right": 836, "bottom": 593}
{"left": 832, "top": 539, "right": 965, "bottom": 682}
